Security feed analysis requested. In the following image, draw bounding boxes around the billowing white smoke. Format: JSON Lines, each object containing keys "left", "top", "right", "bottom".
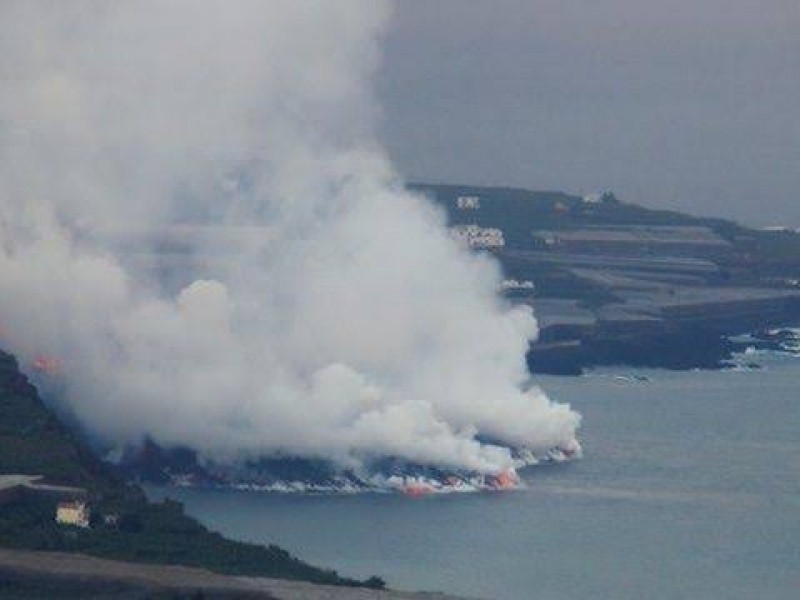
{"left": 0, "top": 1, "right": 580, "bottom": 476}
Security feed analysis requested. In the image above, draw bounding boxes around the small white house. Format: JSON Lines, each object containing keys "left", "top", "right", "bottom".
{"left": 451, "top": 224, "right": 505, "bottom": 248}
{"left": 56, "top": 500, "right": 91, "bottom": 528}
{"left": 582, "top": 191, "right": 615, "bottom": 205}
{"left": 456, "top": 196, "right": 481, "bottom": 210}
{"left": 500, "top": 279, "right": 535, "bottom": 291}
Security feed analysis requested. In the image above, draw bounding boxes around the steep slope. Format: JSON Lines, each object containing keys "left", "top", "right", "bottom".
{"left": 0, "top": 351, "right": 117, "bottom": 489}
{"left": 0, "top": 349, "right": 382, "bottom": 589}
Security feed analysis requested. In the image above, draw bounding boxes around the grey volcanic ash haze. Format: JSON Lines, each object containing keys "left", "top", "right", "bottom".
{"left": 0, "top": 1, "right": 580, "bottom": 479}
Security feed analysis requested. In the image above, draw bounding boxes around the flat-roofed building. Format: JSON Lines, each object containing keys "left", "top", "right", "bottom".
{"left": 56, "top": 500, "right": 91, "bottom": 528}
{"left": 456, "top": 195, "right": 480, "bottom": 210}
{"left": 451, "top": 224, "right": 505, "bottom": 248}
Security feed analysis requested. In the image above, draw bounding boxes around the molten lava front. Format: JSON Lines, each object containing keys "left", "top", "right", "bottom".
{"left": 32, "top": 355, "right": 63, "bottom": 376}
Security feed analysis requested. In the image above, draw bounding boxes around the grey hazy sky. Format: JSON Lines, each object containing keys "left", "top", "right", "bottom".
{"left": 377, "top": 0, "right": 800, "bottom": 227}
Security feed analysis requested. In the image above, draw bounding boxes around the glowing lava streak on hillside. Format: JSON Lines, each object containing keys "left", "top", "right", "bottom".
{"left": 32, "top": 355, "right": 63, "bottom": 376}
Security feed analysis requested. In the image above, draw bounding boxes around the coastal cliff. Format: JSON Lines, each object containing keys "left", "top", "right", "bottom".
{"left": 414, "top": 184, "right": 800, "bottom": 374}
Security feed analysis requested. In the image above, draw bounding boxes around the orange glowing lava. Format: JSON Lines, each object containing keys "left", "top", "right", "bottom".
{"left": 403, "top": 483, "right": 433, "bottom": 497}
{"left": 32, "top": 355, "right": 63, "bottom": 375}
{"left": 492, "top": 469, "right": 519, "bottom": 491}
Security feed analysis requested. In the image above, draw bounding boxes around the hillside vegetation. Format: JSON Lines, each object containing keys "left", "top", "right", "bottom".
{"left": 0, "top": 350, "right": 382, "bottom": 589}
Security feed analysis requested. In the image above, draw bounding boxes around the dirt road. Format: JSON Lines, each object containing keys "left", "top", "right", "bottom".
{"left": 0, "top": 547, "right": 470, "bottom": 599}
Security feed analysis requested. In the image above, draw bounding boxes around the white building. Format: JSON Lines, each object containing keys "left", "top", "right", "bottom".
{"left": 582, "top": 191, "right": 613, "bottom": 204}
{"left": 500, "top": 279, "right": 535, "bottom": 291}
{"left": 451, "top": 224, "right": 505, "bottom": 249}
{"left": 456, "top": 196, "right": 481, "bottom": 210}
{"left": 56, "top": 500, "right": 91, "bottom": 528}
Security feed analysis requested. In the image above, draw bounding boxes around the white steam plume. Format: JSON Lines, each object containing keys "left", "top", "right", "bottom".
{"left": 0, "top": 1, "right": 580, "bottom": 476}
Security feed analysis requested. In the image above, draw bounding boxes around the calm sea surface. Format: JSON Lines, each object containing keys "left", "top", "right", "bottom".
{"left": 147, "top": 353, "right": 800, "bottom": 600}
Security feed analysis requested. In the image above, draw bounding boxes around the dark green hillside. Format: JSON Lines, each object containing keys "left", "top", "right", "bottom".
{"left": 0, "top": 352, "right": 117, "bottom": 489}
{"left": 0, "top": 350, "right": 382, "bottom": 589}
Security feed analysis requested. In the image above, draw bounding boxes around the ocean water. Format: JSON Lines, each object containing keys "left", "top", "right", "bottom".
{"left": 147, "top": 353, "right": 800, "bottom": 600}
